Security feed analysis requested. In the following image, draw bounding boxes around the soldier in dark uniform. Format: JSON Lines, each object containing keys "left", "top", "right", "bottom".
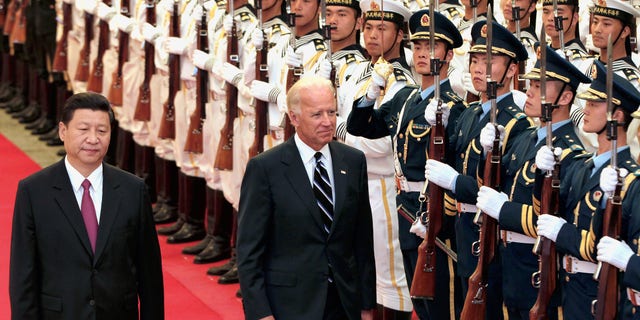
{"left": 347, "top": 9, "right": 465, "bottom": 319}
{"left": 475, "top": 46, "right": 591, "bottom": 320}
{"left": 424, "top": 20, "right": 534, "bottom": 320}
{"left": 536, "top": 60, "right": 640, "bottom": 320}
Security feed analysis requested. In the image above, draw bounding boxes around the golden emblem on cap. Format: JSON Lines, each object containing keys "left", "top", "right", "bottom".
{"left": 370, "top": 1, "right": 380, "bottom": 11}
{"left": 596, "top": 0, "right": 606, "bottom": 6}
{"left": 590, "top": 64, "right": 598, "bottom": 79}
{"left": 421, "top": 14, "right": 430, "bottom": 26}
{"left": 481, "top": 24, "right": 488, "bottom": 37}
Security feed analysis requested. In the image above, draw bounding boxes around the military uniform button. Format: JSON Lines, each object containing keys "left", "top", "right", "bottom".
{"left": 460, "top": 153, "right": 464, "bottom": 159}
{"left": 565, "top": 276, "right": 570, "bottom": 282}
{"left": 399, "top": 133, "right": 404, "bottom": 139}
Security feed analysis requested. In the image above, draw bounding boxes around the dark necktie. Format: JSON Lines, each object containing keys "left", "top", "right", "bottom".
{"left": 81, "top": 179, "right": 98, "bottom": 252}
{"left": 313, "top": 152, "right": 334, "bottom": 234}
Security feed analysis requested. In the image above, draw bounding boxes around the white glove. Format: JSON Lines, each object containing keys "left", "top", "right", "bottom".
{"left": 97, "top": 2, "right": 116, "bottom": 21}
{"left": 223, "top": 16, "right": 234, "bottom": 36}
{"left": 318, "top": 59, "right": 333, "bottom": 80}
{"left": 82, "top": 0, "right": 98, "bottom": 13}
{"left": 251, "top": 80, "right": 282, "bottom": 103}
{"left": 110, "top": 14, "right": 134, "bottom": 33}
{"left": 163, "top": 37, "right": 189, "bottom": 55}
{"left": 190, "top": 4, "right": 203, "bottom": 19}
{"left": 535, "top": 147, "right": 561, "bottom": 171}
{"left": 142, "top": 22, "right": 160, "bottom": 43}
{"left": 204, "top": 1, "right": 214, "bottom": 10}
{"left": 425, "top": 159, "right": 459, "bottom": 191}
{"left": 286, "top": 46, "right": 303, "bottom": 68}
{"left": 192, "top": 49, "right": 214, "bottom": 71}
{"left": 597, "top": 236, "right": 634, "bottom": 271}
{"left": 409, "top": 217, "right": 426, "bottom": 239}
{"left": 536, "top": 214, "right": 567, "bottom": 242}
{"left": 252, "top": 28, "right": 264, "bottom": 50}
{"left": 158, "top": 0, "right": 174, "bottom": 13}
{"left": 424, "top": 99, "right": 450, "bottom": 127}
{"left": 221, "top": 62, "right": 243, "bottom": 86}
{"left": 371, "top": 63, "right": 389, "bottom": 87}
{"left": 600, "top": 166, "right": 629, "bottom": 197}
{"left": 479, "top": 123, "right": 505, "bottom": 153}
{"left": 462, "top": 72, "right": 479, "bottom": 96}
{"left": 476, "top": 186, "right": 508, "bottom": 220}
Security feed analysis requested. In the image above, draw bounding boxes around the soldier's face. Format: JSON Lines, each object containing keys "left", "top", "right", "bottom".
{"left": 363, "top": 20, "right": 402, "bottom": 58}
{"left": 292, "top": 0, "right": 320, "bottom": 30}
{"left": 591, "top": 16, "right": 629, "bottom": 48}
{"left": 326, "top": 7, "right": 362, "bottom": 42}
{"left": 542, "top": 5, "right": 577, "bottom": 38}
{"left": 501, "top": 0, "right": 535, "bottom": 22}
{"left": 412, "top": 40, "right": 449, "bottom": 75}
{"left": 524, "top": 80, "right": 564, "bottom": 117}
{"left": 469, "top": 53, "right": 513, "bottom": 93}
{"left": 583, "top": 100, "right": 608, "bottom": 133}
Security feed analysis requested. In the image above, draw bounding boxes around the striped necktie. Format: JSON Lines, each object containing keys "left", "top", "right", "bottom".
{"left": 313, "top": 152, "right": 334, "bottom": 234}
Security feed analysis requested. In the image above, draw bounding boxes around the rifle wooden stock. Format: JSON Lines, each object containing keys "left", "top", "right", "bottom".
{"left": 593, "top": 184, "right": 623, "bottom": 320}
{"left": 134, "top": 0, "right": 156, "bottom": 122}
{"left": 410, "top": 106, "right": 446, "bottom": 299}
{"left": 214, "top": 13, "right": 238, "bottom": 170}
{"left": 283, "top": 67, "right": 299, "bottom": 140}
{"left": 75, "top": 13, "right": 94, "bottom": 82}
{"left": 3, "top": 0, "right": 16, "bottom": 37}
{"left": 108, "top": 0, "right": 130, "bottom": 106}
{"left": 249, "top": 34, "right": 269, "bottom": 158}
{"left": 52, "top": 2, "right": 73, "bottom": 73}
{"left": 158, "top": 1, "right": 180, "bottom": 140}
{"left": 460, "top": 129, "right": 501, "bottom": 320}
{"left": 9, "top": 0, "right": 26, "bottom": 45}
{"left": 87, "top": 1, "right": 112, "bottom": 93}
{"left": 184, "top": 9, "right": 208, "bottom": 154}
{"left": 0, "top": 0, "right": 6, "bottom": 29}
{"left": 529, "top": 165, "right": 561, "bottom": 320}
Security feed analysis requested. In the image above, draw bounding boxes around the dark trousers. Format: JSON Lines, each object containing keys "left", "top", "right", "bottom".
{"left": 323, "top": 281, "right": 348, "bottom": 320}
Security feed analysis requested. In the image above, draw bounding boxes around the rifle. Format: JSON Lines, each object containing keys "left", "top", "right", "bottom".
{"left": 320, "top": 0, "right": 336, "bottom": 86}
{"left": 185, "top": 1, "right": 208, "bottom": 154}
{"left": 511, "top": 0, "right": 526, "bottom": 92}
{"left": 592, "top": 35, "right": 621, "bottom": 320}
{"left": 282, "top": 0, "right": 300, "bottom": 140}
{"left": 411, "top": 5, "right": 445, "bottom": 300}
{"left": 3, "top": 0, "right": 16, "bottom": 38}
{"left": 10, "top": 0, "right": 27, "bottom": 45}
{"left": 108, "top": 0, "right": 130, "bottom": 106}
{"left": 87, "top": 0, "right": 112, "bottom": 93}
{"left": 465, "top": 0, "right": 480, "bottom": 103}
{"left": 158, "top": 0, "right": 180, "bottom": 140}
{"left": 530, "top": 30, "right": 560, "bottom": 320}
{"left": 460, "top": 9, "right": 500, "bottom": 319}
{"left": 52, "top": 1, "right": 73, "bottom": 72}
{"left": 133, "top": 0, "right": 157, "bottom": 122}
{"left": 75, "top": 11, "right": 95, "bottom": 82}
{"left": 248, "top": 0, "right": 269, "bottom": 158}
{"left": 552, "top": 0, "right": 566, "bottom": 59}
{"left": 214, "top": 0, "right": 238, "bottom": 170}
{"left": 0, "top": 0, "right": 6, "bottom": 29}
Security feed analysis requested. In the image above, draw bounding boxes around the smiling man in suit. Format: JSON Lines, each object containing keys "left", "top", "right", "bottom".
{"left": 237, "top": 76, "right": 376, "bottom": 320}
{"left": 9, "top": 92, "right": 164, "bottom": 320}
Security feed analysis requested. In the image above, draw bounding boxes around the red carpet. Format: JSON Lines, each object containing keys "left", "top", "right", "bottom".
{"left": 0, "top": 133, "right": 244, "bottom": 319}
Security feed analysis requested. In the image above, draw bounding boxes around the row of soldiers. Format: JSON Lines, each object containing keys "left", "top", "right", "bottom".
{"left": 5, "top": 0, "right": 640, "bottom": 318}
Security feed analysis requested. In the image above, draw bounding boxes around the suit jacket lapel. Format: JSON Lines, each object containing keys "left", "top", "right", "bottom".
{"left": 329, "top": 142, "right": 348, "bottom": 237}
{"left": 51, "top": 160, "right": 94, "bottom": 256}
{"left": 93, "top": 164, "right": 121, "bottom": 265}
{"left": 282, "top": 139, "right": 325, "bottom": 231}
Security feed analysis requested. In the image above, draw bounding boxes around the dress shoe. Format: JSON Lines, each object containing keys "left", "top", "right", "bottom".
{"left": 31, "top": 119, "right": 56, "bottom": 135}
{"left": 1, "top": 96, "right": 24, "bottom": 111}
{"left": 19, "top": 107, "right": 43, "bottom": 124}
{"left": 25, "top": 115, "right": 46, "bottom": 130}
{"left": 218, "top": 265, "right": 239, "bottom": 284}
{"left": 182, "top": 234, "right": 213, "bottom": 255}
{"left": 157, "top": 217, "right": 185, "bottom": 236}
{"left": 11, "top": 102, "right": 35, "bottom": 118}
{"left": 39, "top": 127, "right": 60, "bottom": 141}
{"left": 46, "top": 137, "right": 64, "bottom": 146}
{"left": 167, "top": 223, "right": 206, "bottom": 244}
{"left": 153, "top": 198, "right": 166, "bottom": 214}
{"left": 236, "top": 289, "right": 242, "bottom": 298}
{"left": 0, "top": 85, "right": 16, "bottom": 103}
{"left": 194, "top": 241, "right": 231, "bottom": 264}
{"left": 154, "top": 205, "right": 178, "bottom": 224}
{"left": 207, "top": 255, "right": 235, "bottom": 276}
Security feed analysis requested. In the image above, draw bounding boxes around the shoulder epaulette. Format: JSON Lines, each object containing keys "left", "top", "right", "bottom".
{"left": 445, "top": 6, "right": 462, "bottom": 18}
{"left": 444, "top": 90, "right": 463, "bottom": 103}
{"left": 575, "top": 152, "right": 594, "bottom": 159}
{"left": 503, "top": 104, "right": 527, "bottom": 119}
{"left": 313, "top": 39, "right": 326, "bottom": 51}
{"left": 622, "top": 68, "right": 640, "bottom": 81}
{"left": 393, "top": 67, "right": 407, "bottom": 82}
{"left": 239, "top": 11, "right": 251, "bottom": 21}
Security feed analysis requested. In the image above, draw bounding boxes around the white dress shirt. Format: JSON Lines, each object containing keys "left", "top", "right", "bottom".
{"left": 294, "top": 134, "right": 335, "bottom": 204}
{"left": 65, "top": 157, "right": 104, "bottom": 223}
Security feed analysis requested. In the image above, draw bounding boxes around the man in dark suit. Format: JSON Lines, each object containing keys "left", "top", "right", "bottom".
{"left": 237, "top": 76, "right": 376, "bottom": 320}
{"left": 9, "top": 92, "right": 164, "bottom": 320}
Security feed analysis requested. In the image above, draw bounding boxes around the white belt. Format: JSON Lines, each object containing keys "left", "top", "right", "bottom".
{"left": 502, "top": 231, "right": 536, "bottom": 244}
{"left": 627, "top": 288, "right": 640, "bottom": 306}
{"left": 562, "top": 255, "right": 597, "bottom": 274}
{"left": 395, "top": 176, "right": 425, "bottom": 193}
{"left": 456, "top": 202, "right": 478, "bottom": 213}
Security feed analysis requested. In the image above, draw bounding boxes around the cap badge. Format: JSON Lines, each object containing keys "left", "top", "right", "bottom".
{"left": 370, "top": 1, "right": 380, "bottom": 11}
{"left": 421, "top": 14, "right": 430, "bottom": 26}
{"left": 481, "top": 24, "right": 487, "bottom": 37}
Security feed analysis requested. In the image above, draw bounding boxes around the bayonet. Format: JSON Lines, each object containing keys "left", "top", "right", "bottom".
{"left": 511, "top": 0, "right": 521, "bottom": 40}
{"left": 552, "top": 0, "right": 566, "bottom": 59}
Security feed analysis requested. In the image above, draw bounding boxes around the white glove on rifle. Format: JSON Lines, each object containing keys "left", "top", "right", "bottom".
{"left": 221, "top": 62, "right": 243, "bottom": 87}
{"left": 223, "top": 15, "right": 234, "bottom": 35}
{"left": 462, "top": 72, "right": 479, "bottom": 96}
{"left": 142, "top": 22, "right": 161, "bottom": 43}
{"left": 164, "top": 37, "right": 189, "bottom": 55}
{"left": 535, "top": 147, "right": 561, "bottom": 171}
{"left": 252, "top": 28, "right": 264, "bottom": 50}
{"left": 250, "top": 80, "right": 283, "bottom": 104}
{"left": 479, "top": 123, "right": 505, "bottom": 154}
{"left": 192, "top": 49, "right": 214, "bottom": 71}
{"left": 476, "top": 186, "right": 508, "bottom": 220}
{"left": 425, "top": 159, "right": 459, "bottom": 191}
{"left": 110, "top": 14, "right": 135, "bottom": 33}
{"left": 597, "top": 236, "right": 634, "bottom": 271}
{"left": 190, "top": 4, "right": 203, "bottom": 19}
{"left": 82, "top": 0, "right": 98, "bottom": 14}
{"left": 97, "top": 2, "right": 116, "bottom": 21}
{"left": 409, "top": 217, "right": 426, "bottom": 239}
{"left": 424, "top": 98, "right": 450, "bottom": 127}
{"left": 536, "top": 214, "right": 566, "bottom": 242}
{"left": 600, "top": 166, "right": 629, "bottom": 197}
{"left": 286, "top": 46, "right": 303, "bottom": 68}
{"left": 317, "top": 59, "right": 333, "bottom": 80}
{"left": 365, "top": 66, "right": 388, "bottom": 101}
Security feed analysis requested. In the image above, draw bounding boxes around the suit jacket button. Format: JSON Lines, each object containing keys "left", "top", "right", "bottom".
{"left": 89, "top": 299, "right": 96, "bottom": 306}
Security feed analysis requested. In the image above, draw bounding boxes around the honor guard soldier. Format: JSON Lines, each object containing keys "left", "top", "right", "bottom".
{"left": 476, "top": 45, "right": 590, "bottom": 320}
{"left": 402, "top": 0, "right": 464, "bottom": 28}
{"left": 425, "top": 20, "right": 534, "bottom": 320}
{"left": 284, "top": 0, "right": 328, "bottom": 78}
{"left": 499, "top": 0, "right": 538, "bottom": 93}
{"left": 324, "top": 0, "right": 366, "bottom": 88}
{"left": 536, "top": 61, "right": 640, "bottom": 320}
{"left": 348, "top": 8, "right": 464, "bottom": 319}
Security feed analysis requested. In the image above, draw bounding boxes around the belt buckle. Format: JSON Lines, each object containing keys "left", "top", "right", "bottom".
{"left": 565, "top": 256, "right": 575, "bottom": 274}
{"left": 395, "top": 175, "right": 409, "bottom": 192}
